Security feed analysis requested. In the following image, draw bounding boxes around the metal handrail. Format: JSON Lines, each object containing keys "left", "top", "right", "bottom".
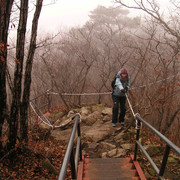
{"left": 125, "top": 93, "right": 180, "bottom": 179}
{"left": 58, "top": 114, "right": 82, "bottom": 180}
{"left": 134, "top": 113, "right": 180, "bottom": 180}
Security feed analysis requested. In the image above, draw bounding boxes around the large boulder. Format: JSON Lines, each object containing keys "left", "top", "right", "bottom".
{"left": 51, "top": 128, "right": 72, "bottom": 142}
{"left": 81, "top": 111, "right": 102, "bottom": 126}
{"left": 121, "top": 143, "right": 134, "bottom": 150}
{"left": 101, "top": 148, "right": 127, "bottom": 158}
{"left": 102, "top": 107, "right": 112, "bottom": 116}
{"left": 81, "top": 106, "right": 91, "bottom": 116}
{"left": 91, "top": 104, "right": 105, "bottom": 113}
{"left": 97, "top": 142, "right": 116, "bottom": 155}
{"left": 39, "top": 121, "right": 52, "bottom": 131}
{"left": 82, "top": 122, "right": 113, "bottom": 143}
{"left": 99, "top": 142, "right": 116, "bottom": 151}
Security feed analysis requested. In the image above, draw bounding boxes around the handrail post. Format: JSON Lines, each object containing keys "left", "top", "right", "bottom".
{"left": 70, "top": 148, "right": 77, "bottom": 179}
{"left": 58, "top": 114, "right": 82, "bottom": 180}
{"left": 158, "top": 145, "right": 170, "bottom": 179}
{"left": 78, "top": 123, "right": 82, "bottom": 161}
{"left": 134, "top": 119, "right": 141, "bottom": 161}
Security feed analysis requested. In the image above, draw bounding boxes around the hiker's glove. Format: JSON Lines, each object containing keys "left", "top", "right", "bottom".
{"left": 125, "top": 87, "right": 128, "bottom": 92}
{"left": 121, "top": 89, "right": 126, "bottom": 93}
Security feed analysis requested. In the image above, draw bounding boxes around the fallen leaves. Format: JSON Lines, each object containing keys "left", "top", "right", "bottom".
{"left": 0, "top": 132, "right": 68, "bottom": 180}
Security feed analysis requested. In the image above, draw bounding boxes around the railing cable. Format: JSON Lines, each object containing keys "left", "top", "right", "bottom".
{"left": 48, "top": 73, "right": 180, "bottom": 97}
{"left": 30, "top": 102, "right": 53, "bottom": 129}
{"left": 125, "top": 93, "right": 135, "bottom": 117}
{"left": 125, "top": 93, "right": 142, "bottom": 129}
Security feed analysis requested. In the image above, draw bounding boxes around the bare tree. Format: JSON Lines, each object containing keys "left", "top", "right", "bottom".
{"left": 114, "top": 0, "right": 180, "bottom": 138}
{"left": 0, "top": 0, "right": 14, "bottom": 154}
{"left": 20, "top": 0, "right": 43, "bottom": 142}
{"left": 7, "top": 0, "right": 29, "bottom": 151}
{"left": 0, "top": 0, "right": 44, "bottom": 155}
{"left": 114, "top": 0, "right": 180, "bottom": 41}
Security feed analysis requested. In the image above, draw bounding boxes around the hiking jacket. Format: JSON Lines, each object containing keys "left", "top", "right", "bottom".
{"left": 112, "top": 71, "right": 130, "bottom": 97}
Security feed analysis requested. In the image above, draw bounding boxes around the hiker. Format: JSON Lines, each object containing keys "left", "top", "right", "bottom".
{"left": 111, "top": 68, "right": 130, "bottom": 127}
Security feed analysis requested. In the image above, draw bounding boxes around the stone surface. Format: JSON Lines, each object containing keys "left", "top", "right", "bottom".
{"left": 42, "top": 105, "right": 134, "bottom": 158}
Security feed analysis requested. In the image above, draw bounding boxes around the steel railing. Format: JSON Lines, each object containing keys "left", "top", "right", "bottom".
{"left": 134, "top": 113, "right": 180, "bottom": 180}
{"left": 58, "top": 114, "right": 82, "bottom": 180}
{"left": 125, "top": 93, "right": 180, "bottom": 179}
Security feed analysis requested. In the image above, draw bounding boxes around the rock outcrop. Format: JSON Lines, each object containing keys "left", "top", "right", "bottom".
{"left": 39, "top": 104, "right": 136, "bottom": 158}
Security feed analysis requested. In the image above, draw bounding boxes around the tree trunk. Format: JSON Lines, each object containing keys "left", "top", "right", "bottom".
{"left": 7, "top": 0, "right": 29, "bottom": 150}
{"left": 0, "top": 0, "right": 14, "bottom": 154}
{"left": 20, "top": 0, "right": 43, "bottom": 142}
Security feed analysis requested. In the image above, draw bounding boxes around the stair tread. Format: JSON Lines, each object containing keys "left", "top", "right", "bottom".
{"left": 84, "top": 163, "right": 135, "bottom": 170}
{"left": 82, "top": 158, "right": 141, "bottom": 180}
{"left": 83, "top": 177, "right": 140, "bottom": 180}
{"left": 84, "top": 158, "right": 131, "bottom": 164}
{"left": 84, "top": 170, "right": 137, "bottom": 178}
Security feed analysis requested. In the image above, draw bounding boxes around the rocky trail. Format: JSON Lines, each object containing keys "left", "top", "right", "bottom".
{"left": 38, "top": 104, "right": 180, "bottom": 179}
{"left": 41, "top": 104, "right": 136, "bottom": 159}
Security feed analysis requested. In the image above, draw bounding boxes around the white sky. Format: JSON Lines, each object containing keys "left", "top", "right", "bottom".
{"left": 37, "top": 0, "right": 115, "bottom": 33}
{"left": 35, "top": 0, "right": 171, "bottom": 34}
{"left": 7, "top": 0, "right": 170, "bottom": 38}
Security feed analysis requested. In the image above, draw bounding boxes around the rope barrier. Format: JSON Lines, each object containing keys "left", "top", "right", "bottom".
{"left": 125, "top": 93, "right": 142, "bottom": 129}
{"left": 30, "top": 102, "right": 82, "bottom": 129}
{"left": 30, "top": 102, "right": 53, "bottom": 129}
{"left": 49, "top": 92, "right": 112, "bottom": 96}
{"left": 125, "top": 93, "right": 135, "bottom": 117}
{"left": 48, "top": 73, "right": 179, "bottom": 97}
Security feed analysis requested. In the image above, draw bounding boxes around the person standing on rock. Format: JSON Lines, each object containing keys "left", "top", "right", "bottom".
{"left": 111, "top": 68, "right": 130, "bottom": 127}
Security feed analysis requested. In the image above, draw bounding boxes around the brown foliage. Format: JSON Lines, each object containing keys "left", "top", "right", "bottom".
{"left": 0, "top": 131, "right": 71, "bottom": 180}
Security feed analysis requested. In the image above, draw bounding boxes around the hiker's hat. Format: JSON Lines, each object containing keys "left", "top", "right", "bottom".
{"left": 120, "top": 68, "right": 128, "bottom": 75}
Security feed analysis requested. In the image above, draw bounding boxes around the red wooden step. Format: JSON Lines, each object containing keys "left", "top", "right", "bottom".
{"left": 84, "top": 163, "right": 135, "bottom": 171}
{"left": 77, "top": 157, "right": 146, "bottom": 180}
{"left": 83, "top": 170, "right": 138, "bottom": 178}
{"left": 83, "top": 158, "right": 138, "bottom": 179}
{"left": 83, "top": 177, "right": 140, "bottom": 180}
{"left": 84, "top": 157, "right": 132, "bottom": 164}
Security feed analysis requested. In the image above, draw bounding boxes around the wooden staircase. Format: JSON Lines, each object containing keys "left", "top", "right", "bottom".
{"left": 77, "top": 156, "right": 146, "bottom": 180}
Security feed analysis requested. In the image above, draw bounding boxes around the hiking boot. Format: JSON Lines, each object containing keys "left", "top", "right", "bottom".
{"left": 120, "top": 122, "right": 124, "bottom": 126}
{"left": 112, "top": 123, "right": 116, "bottom": 127}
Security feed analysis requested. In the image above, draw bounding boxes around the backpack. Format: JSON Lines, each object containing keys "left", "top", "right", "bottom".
{"left": 111, "top": 69, "right": 128, "bottom": 89}
{"left": 111, "top": 76, "right": 116, "bottom": 89}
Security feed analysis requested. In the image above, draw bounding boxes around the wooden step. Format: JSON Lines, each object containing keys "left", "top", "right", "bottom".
{"left": 77, "top": 157, "right": 146, "bottom": 180}
{"left": 83, "top": 170, "right": 138, "bottom": 178}
{"left": 83, "top": 158, "right": 138, "bottom": 179}
{"left": 83, "top": 177, "right": 140, "bottom": 180}
{"left": 84, "top": 163, "right": 135, "bottom": 171}
{"left": 84, "top": 157, "right": 132, "bottom": 164}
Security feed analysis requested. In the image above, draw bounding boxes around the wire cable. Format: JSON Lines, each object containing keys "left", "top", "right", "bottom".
{"left": 30, "top": 102, "right": 53, "bottom": 128}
